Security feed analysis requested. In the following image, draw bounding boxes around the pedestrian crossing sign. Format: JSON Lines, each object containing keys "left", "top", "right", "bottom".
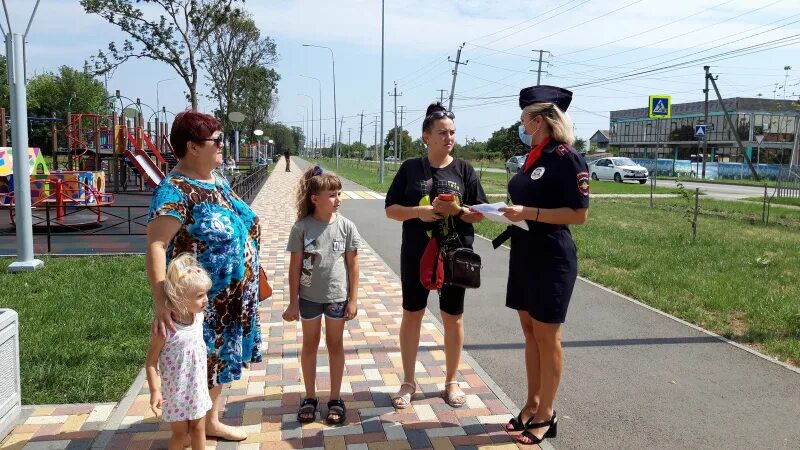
{"left": 694, "top": 124, "right": 707, "bottom": 138}
{"left": 648, "top": 95, "right": 671, "bottom": 119}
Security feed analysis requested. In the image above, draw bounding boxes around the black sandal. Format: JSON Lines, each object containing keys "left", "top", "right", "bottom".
{"left": 517, "top": 412, "right": 557, "bottom": 446}
{"left": 326, "top": 399, "right": 347, "bottom": 425}
{"left": 506, "top": 411, "right": 536, "bottom": 431}
{"left": 297, "top": 397, "right": 318, "bottom": 423}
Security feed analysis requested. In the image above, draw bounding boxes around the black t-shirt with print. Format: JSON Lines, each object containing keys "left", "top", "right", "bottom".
{"left": 385, "top": 157, "right": 488, "bottom": 246}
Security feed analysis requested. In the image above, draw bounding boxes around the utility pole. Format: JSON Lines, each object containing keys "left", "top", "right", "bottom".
{"left": 437, "top": 89, "right": 447, "bottom": 105}
{"left": 531, "top": 49, "right": 550, "bottom": 86}
{"left": 707, "top": 68, "right": 759, "bottom": 180}
{"left": 389, "top": 81, "right": 402, "bottom": 161}
{"left": 374, "top": 115, "right": 379, "bottom": 162}
{"left": 702, "top": 65, "right": 709, "bottom": 178}
{"left": 358, "top": 110, "right": 364, "bottom": 145}
{"left": 399, "top": 105, "right": 406, "bottom": 160}
{"left": 348, "top": 128, "right": 352, "bottom": 146}
{"left": 447, "top": 43, "right": 468, "bottom": 111}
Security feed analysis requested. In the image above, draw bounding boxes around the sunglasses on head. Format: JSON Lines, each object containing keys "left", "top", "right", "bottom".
{"left": 200, "top": 135, "right": 224, "bottom": 147}
{"left": 428, "top": 110, "right": 455, "bottom": 120}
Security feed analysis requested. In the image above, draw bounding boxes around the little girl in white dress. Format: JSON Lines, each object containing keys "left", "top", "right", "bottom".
{"left": 145, "top": 253, "right": 213, "bottom": 450}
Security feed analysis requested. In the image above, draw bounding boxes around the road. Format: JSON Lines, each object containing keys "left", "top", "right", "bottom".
{"left": 296, "top": 159, "right": 800, "bottom": 449}
{"left": 656, "top": 179, "right": 769, "bottom": 200}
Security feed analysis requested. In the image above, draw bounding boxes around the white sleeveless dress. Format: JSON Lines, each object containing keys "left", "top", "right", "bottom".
{"left": 159, "top": 313, "right": 212, "bottom": 422}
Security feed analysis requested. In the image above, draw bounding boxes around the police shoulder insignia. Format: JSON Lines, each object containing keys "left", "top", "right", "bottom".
{"left": 555, "top": 145, "right": 571, "bottom": 156}
{"left": 577, "top": 171, "right": 590, "bottom": 197}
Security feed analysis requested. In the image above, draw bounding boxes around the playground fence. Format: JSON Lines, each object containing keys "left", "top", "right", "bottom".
{"left": 0, "top": 166, "right": 271, "bottom": 254}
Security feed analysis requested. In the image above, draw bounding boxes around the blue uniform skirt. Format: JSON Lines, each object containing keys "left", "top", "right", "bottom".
{"left": 505, "top": 225, "right": 578, "bottom": 323}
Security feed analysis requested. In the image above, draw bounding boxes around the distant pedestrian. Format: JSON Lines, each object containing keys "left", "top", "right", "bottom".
{"left": 384, "top": 102, "right": 487, "bottom": 409}
{"left": 284, "top": 150, "right": 291, "bottom": 172}
{"left": 282, "top": 165, "right": 362, "bottom": 425}
{"left": 145, "top": 253, "right": 212, "bottom": 450}
{"left": 496, "top": 85, "right": 590, "bottom": 446}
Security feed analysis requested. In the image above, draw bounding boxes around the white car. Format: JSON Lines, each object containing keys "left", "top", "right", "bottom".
{"left": 506, "top": 155, "right": 527, "bottom": 173}
{"left": 590, "top": 157, "right": 649, "bottom": 184}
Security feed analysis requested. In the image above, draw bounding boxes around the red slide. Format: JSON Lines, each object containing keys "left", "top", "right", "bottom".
{"left": 123, "top": 148, "right": 164, "bottom": 188}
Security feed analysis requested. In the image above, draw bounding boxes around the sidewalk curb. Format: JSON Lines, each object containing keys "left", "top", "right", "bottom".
{"left": 476, "top": 234, "right": 800, "bottom": 376}
{"left": 91, "top": 368, "right": 146, "bottom": 450}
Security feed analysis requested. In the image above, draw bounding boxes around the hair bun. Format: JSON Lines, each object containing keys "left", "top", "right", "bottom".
{"left": 425, "top": 102, "right": 446, "bottom": 116}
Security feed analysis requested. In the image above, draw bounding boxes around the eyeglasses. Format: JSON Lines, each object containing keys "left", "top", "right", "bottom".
{"left": 199, "top": 136, "right": 224, "bottom": 147}
{"left": 428, "top": 110, "right": 455, "bottom": 120}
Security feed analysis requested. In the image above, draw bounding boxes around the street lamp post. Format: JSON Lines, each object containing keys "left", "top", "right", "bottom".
{"left": 303, "top": 44, "right": 338, "bottom": 169}
{"left": 300, "top": 74, "right": 323, "bottom": 158}
{"left": 298, "top": 93, "right": 314, "bottom": 156}
{"left": 4, "top": 0, "right": 44, "bottom": 271}
{"left": 156, "top": 77, "right": 177, "bottom": 118}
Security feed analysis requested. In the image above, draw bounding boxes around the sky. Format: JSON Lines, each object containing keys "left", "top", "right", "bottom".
{"left": 8, "top": 0, "right": 800, "bottom": 146}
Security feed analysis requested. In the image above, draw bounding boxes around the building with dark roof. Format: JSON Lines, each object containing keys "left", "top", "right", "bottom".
{"left": 589, "top": 129, "right": 610, "bottom": 152}
{"left": 609, "top": 98, "right": 799, "bottom": 166}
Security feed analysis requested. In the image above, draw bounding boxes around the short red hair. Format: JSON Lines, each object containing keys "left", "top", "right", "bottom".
{"left": 169, "top": 111, "right": 222, "bottom": 158}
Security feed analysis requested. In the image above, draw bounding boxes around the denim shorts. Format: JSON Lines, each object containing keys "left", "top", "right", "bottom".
{"left": 299, "top": 298, "right": 347, "bottom": 320}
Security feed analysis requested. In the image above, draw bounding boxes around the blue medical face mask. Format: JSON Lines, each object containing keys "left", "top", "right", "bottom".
{"left": 519, "top": 125, "right": 532, "bottom": 147}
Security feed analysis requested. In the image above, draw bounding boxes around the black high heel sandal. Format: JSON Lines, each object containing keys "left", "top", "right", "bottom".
{"left": 506, "top": 411, "right": 536, "bottom": 431}
{"left": 517, "top": 411, "right": 557, "bottom": 445}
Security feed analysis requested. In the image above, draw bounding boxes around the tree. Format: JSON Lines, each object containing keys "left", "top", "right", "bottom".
{"left": 263, "top": 123, "right": 296, "bottom": 154}
{"left": 383, "top": 127, "right": 413, "bottom": 159}
{"left": 408, "top": 138, "right": 427, "bottom": 158}
{"left": 25, "top": 66, "right": 107, "bottom": 152}
{"left": 200, "top": 11, "right": 278, "bottom": 133}
{"left": 81, "top": 0, "right": 242, "bottom": 109}
{"left": 290, "top": 126, "right": 304, "bottom": 152}
{"left": 231, "top": 66, "right": 280, "bottom": 142}
{"left": 573, "top": 138, "right": 586, "bottom": 152}
{"left": 486, "top": 122, "right": 528, "bottom": 159}
{"left": 0, "top": 56, "right": 9, "bottom": 110}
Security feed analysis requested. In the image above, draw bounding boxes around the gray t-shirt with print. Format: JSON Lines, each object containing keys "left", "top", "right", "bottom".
{"left": 286, "top": 214, "right": 362, "bottom": 303}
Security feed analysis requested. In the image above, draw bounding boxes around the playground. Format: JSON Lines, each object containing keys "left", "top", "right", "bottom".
{"left": 0, "top": 99, "right": 269, "bottom": 255}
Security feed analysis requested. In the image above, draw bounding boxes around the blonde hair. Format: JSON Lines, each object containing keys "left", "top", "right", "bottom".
{"left": 523, "top": 102, "right": 575, "bottom": 145}
{"left": 164, "top": 253, "right": 212, "bottom": 316}
{"left": 295, "top": 166, "right": 343, "bottom": 220}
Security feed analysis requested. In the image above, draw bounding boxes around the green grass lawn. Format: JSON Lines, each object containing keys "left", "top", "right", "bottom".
{"left": 0, "top": 256, "right": 152, "bottom": 404}
{"left": 475, "top": 198, "right": 800, "bottom": 366}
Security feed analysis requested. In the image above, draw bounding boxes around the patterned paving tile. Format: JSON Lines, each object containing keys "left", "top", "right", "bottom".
{"left": 1, "top": 159, "right": 536, "bottom": 450}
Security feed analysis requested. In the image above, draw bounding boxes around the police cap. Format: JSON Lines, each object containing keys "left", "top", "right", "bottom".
{"left": 519, "top": 85, "right": 573, "bottom": 112}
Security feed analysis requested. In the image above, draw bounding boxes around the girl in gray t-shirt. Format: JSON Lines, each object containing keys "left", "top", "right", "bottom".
{"left": 282, "top": 165, "right": 361, "bottom": 426}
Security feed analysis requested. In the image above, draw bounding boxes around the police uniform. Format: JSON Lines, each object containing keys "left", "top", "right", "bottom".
{"left": 503, "top": 86, "right": 590, "bottom": 324}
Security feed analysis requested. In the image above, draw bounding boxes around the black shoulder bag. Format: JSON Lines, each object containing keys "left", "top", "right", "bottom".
{"left": 420, "top": 157, "right": 482, "bottom": 289}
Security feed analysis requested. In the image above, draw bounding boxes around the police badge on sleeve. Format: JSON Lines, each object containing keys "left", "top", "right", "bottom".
{"left": 531, "top": 167, "right": 546, "bottom": 180}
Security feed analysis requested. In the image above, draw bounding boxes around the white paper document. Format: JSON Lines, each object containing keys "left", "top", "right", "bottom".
{"left": 467, "top": 202, "right": 529, "bottom": 230}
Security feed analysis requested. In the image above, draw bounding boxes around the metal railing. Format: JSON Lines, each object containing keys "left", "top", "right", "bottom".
{"left": 1, "top": 166, "right": 271, "bottom": 254}
{"left": 229, "top": 165, "right": 269, "bottom": 200}
{"left": 775, "top": 166, "right": 800, "bottom": 198}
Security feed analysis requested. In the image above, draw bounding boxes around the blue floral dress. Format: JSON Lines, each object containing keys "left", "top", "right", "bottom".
{"left": 148, "top": 172, "right": 262, "bottom": 388}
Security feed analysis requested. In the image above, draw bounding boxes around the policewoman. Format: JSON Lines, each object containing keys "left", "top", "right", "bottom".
{"left": 497, "top": 86, "right": 590, "bottom": 446}
{"left": 385, "top": 102, "right": 487, "bottom": 410}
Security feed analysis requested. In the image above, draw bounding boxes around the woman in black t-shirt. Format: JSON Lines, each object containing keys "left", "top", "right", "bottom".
{"left": 385, "top": 102, "right": 487, "bottom": 409}
{"left": 498, "top": 86, "right": 589, "bottom": 446}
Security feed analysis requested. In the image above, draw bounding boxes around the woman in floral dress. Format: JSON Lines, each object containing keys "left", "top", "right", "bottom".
{"left": 146, "top": 111, "right": 261, "bottom": 442}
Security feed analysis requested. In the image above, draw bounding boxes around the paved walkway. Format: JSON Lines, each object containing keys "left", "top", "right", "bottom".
{"left": 2, "top": 159, "right": 533, "bottom": 450}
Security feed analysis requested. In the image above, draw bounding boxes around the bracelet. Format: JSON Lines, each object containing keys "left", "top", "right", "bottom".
{"left": 416, "top": 207, "right": 420, "bottom": 219}
{"left": 535, "top": 207, "right": 540, "bottom": 222}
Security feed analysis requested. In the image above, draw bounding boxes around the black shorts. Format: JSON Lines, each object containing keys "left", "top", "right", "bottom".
{"left": 400, "top": 229, "right": 466, "bottom": 316}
